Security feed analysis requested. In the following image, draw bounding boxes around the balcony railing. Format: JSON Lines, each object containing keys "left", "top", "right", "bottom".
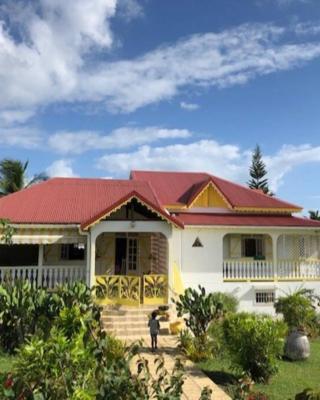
{"left": 223, "top": 259, "right": 320, "bottom": 281}
{"left": 0, "top": 265, "right": 86, "bottom": 288}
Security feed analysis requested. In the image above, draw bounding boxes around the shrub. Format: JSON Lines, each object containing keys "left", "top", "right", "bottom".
{"left": 173, "top": 286, "right": 238, "bottom": 339}
{"left": 0, "top": 280, "right": 100, "bottom": 353}
{"left": 274, "top": 289, "right": 319, "bottom": 334}
{"left": 223, "top": 312, "right": 286, "bottom": 383}
{"left": 0, "top": 280, "right": 53, "bottom": 352}
{"left": 295, "top": 389, "right": 320, "bottom": 400}
{"left": 177, "top": 329, "right": 211, "bottom": 362}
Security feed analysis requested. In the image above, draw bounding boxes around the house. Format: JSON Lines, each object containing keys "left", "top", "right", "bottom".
{"left": 0, "top": 170, "right": 320, "bottom": 313}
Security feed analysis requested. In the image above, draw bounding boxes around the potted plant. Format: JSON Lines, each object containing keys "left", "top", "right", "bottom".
{"left": 274, "top": 289, "right": 319, "bottom": 361}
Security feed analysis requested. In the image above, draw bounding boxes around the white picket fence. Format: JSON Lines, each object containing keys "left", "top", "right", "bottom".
{"left": 0, "top": 265, "right": 86, "bottom": 288}
{"left": 223, "top": 259, "right": 320, "bottom": 281}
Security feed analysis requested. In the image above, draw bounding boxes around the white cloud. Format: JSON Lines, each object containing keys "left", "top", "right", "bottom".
{"left": 97, "top": 140, "right": 245, "bottom": 178}
{"left": 46, "top": 159, "right": 78, "bottom": 178}
{"left": 48, "top": 126, "right": 191, "bottom": 154}
{"left": 116, "top": 0, "right": 143, "bottom": 21}
{"left": 180, "top": 102, "right": 200, "bottom": 111}
{"left": 265, "top": 144, "right": 320, "bottom": 191}
{"left": 0, "top": 110, "right": 35, "bottom": 125}
{"left": 96, "top": 140, "right": 320, "bottom": 195}
{"left": 0, "top": 126, "right": 41, "bottom": 148}
{"left": 0, "top": 3, "right": 320, "bottom": 117}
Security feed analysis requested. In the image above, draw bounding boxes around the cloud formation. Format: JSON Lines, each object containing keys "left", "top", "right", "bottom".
{"left": 46, "top": 159, "right": 78, "bottom": 178}
{"left": 0, "top": 1, "right": 320, "bottom": 118}
{"left": 180, "top": 102, "right": 200, "bottom": 111}
{"left": 96, "top": 140, "right": 320, "bottom": 194}
{"left": 49, "top": 126, "right": 191, "bottom": 154}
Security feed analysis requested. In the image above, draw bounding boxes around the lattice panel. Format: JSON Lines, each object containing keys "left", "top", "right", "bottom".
{"left": 277, "top": 235, "right": 320, "bottom": 260}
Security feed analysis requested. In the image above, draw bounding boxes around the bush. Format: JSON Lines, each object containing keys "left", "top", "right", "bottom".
{"left": 177, "top": 329, "right": 211, "bottom": 362}
{"left": 295, "top": 389, "right": 320, "bottom": 399}
{"left": 274, "top": 289, "right": 319, "bottom": 334}
{"left": 173, "top": 286, "right": 238, "bottom": 339}
{"left": 223, "top": 313, "right": 286, "bottom": 383}
{"left": 0, "top": 280, "right": 100, "bottom": 353}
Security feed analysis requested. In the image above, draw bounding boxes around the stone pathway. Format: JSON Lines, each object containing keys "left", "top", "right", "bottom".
{"left": 127, "top": 335, "right": 231, "bottom": 400}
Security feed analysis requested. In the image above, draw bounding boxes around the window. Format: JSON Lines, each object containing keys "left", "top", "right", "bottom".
{"left": 61, "top": 244, "right": 85, "bottom": 260}
{"left": 127, "top": 238, "right": 138, "bottom": 271}
{"left": 242, "top": 236, "right": 264, "bottom": 258}
{"left": 255, "top": 290, "right": 275, "bottom": 304}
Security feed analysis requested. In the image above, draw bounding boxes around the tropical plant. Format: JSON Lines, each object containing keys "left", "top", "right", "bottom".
{"left": 173, "top": 286, "right": 237, "bottom": 339}
{"left": 274, "top": 289, "right": 319, "bottom": 333}
{"left": 0, "top": 219, "right": 14, "bottom": 244}
{"left": 0, "top": 159, "right": 48, "bottom": 195}
{"left": 0, "top": 280, "right": 100, "bottom": 353}
{"left": 309, "top": 210, "right": 320, "bottom": 221}
{"left": 247, "top": 145, "right": 272, "bottom": 195}
{"left": 223, "top": 312, "right": 287, "bottom": 383}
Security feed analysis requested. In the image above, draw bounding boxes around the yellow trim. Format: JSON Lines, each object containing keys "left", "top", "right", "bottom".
{"left": 83, "top": 195, "right": 181, "bottom": 230}
{"left": 233, "top": 206, "right": 302, "bottom": 213}
{"left": 173, "top": 262, "right": 184, "bottom": 295}
{"left": 164, "top": 204, "right": 187, "bottom": 210}
{"left": 189, "top": 181, "right": 232, "bottom": 209}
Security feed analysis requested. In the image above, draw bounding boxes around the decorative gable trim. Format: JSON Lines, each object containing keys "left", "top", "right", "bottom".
{"left": 188, "top": 180, "right": 232, "bottom": 209}
{"left": 81, "top": 191, "right": 184, "bottom": 230}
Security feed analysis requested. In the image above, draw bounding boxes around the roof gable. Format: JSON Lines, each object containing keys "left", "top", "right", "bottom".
{"left": 0, "top": 178, "right": 182, "bottom": 228}
{"left": 131, "top": 170, "right": 302, "bottom": 212}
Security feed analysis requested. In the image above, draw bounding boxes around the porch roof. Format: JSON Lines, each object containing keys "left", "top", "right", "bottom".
{"left": 0, "top": 178, "right": 182, "bottom": 229}
{"left": 175, "top": 213, "right": 320, "bottom": 228}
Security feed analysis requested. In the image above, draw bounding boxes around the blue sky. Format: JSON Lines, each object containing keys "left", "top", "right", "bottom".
{"left": 0, "top": 0, "right": 320, "bottom": 212}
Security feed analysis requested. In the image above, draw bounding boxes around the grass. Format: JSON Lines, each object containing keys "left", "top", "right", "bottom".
{"left": 0, "top": 353, "right": 15, "bottom": 374}
{"left": 198, "top": 339, "right": 320, "bottom": 400}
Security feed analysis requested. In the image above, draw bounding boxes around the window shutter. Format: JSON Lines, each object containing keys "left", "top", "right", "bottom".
{"left": 230, "top": 236, "right": 241, "bottom": 258}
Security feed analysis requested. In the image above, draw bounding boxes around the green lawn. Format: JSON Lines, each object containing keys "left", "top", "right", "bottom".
{"left": 198, "top": 340, "right": 320, "bottom": 400}
{"left": 0, "top": 353, "right": 15, "bottom": 374}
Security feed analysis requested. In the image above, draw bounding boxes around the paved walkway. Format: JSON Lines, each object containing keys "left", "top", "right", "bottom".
{"left": 128, "top": 335, "right": 231, "bottom": 400}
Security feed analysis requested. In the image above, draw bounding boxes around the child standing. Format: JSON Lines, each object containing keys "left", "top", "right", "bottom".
{"left": 148, "top": 311, "right": 160, "bottom": 352}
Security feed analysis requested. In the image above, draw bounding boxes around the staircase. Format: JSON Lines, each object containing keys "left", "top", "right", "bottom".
{"left": 101, "top": 305, "right": 171, "bottom": 340}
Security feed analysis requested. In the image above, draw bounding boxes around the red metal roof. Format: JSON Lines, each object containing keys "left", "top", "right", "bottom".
{"left": 176, "top": 213, "right": 320, "bottom": 227}
{"left": 0, "top": 172, "right": 316, "bottom": 229}
{"left": 0, "top": 178, "right": 181, "bottom": 228}
{"left": 131, "top": 170, "right": 301, "bottom": 210}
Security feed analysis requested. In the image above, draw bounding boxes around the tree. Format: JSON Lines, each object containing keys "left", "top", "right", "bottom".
{"left": 247, "top": 145, "right": 271, "bottom": 195}
{"left": 0, "top": 159, "right": 48, "bottom": 195}
{"left": 309, "top": 210, "right": 320, "bottom": 221}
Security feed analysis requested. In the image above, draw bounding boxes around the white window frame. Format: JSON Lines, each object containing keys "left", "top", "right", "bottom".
{"left": 255, "top": 290, "right": 275, "bottom": 306}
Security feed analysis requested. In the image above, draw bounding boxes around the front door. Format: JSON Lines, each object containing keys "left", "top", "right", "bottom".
{"left": 114, "top": 236, "right": 139, "bottom": 275}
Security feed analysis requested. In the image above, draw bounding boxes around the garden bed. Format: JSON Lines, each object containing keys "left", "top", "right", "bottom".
{"left": 198, "top": 339, "right": 320, "bottom": 400}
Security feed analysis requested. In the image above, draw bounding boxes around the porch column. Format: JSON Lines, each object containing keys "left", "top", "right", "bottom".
{"left": 271, "top": 233, "right": 279, "bottom": 281}
{"left": 37, "top": 244, "right": 44, "bottom": 287}
{"left": 85, "top": 234, "right": 91, "bottom": 286}
{"left": 89, "top": 233, "right": 96, "bottom": 288}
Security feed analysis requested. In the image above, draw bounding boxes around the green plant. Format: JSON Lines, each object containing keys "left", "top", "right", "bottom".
{"left": 295, "top": 389, "right": 320, "bottom": 400}
{"left": 0, "top": 219, "right": 14, "bottom": 244}
{"left": 173, "top": 286, "right": 237, "bottom": 339}
{"left": 274, "top": 289, "right": 319, "bottom": 333}
{"left": 223, "top": 312, "right": 286, "bottom": 383}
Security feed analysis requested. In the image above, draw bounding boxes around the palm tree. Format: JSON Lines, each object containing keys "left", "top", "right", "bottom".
{"left": 0, "top": 159, "right": 48, "bottom": 195}
{"left": 309, "top": 210, "right": 320, "bottom": 221}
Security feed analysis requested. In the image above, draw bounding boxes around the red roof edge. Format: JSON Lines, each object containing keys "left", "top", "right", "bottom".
{"left": 80, "top": 190, "right": 184, "bottom": 230}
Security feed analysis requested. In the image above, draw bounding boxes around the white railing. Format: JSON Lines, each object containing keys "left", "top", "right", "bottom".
{"left": 223, "top": 259, "right": 320, "bottom": 281}
{"left": 0, "top": 265, "right": 86, "bottom": 288}
{"left": 223, "top": 260, "right": 274, "bottom": 280}
{"left": 278, "top": 260, "right": 320, "bottom": 280}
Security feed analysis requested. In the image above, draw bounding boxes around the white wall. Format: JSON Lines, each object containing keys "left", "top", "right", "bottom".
{"left": 172, "top": 226, "right": 320, "bottom": 314}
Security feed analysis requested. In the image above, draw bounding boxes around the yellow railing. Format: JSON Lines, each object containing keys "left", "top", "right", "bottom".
{"left": 143, "top": 274, "right": 168, "bottom": 305}
{"left": 95, "top": 274, "right": 168, "bottom": 306}
{"left": 95, "top": 275, "right": 141, "bottom": 306}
